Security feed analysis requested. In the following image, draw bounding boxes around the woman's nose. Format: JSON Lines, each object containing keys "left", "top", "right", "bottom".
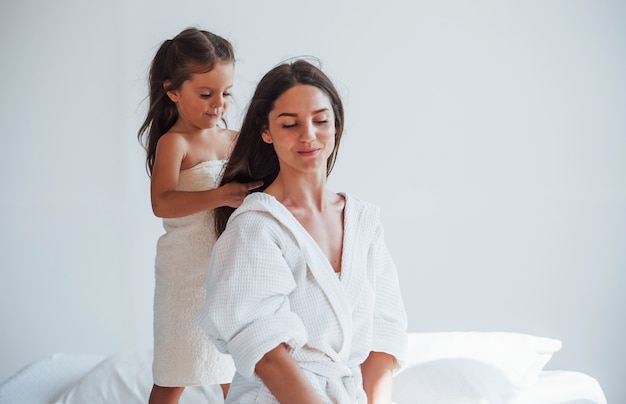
{"left": 300, "top": 122, "right": 316, "bottom": 141}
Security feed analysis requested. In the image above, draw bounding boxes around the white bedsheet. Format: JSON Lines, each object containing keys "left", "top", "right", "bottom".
{"left": 511, "top": 371, "right": 608, "bottom": 404}
{"left": 0, "top": 353, "right": 104, "bottom": 404}
{"left": 0, "top": 351, "right": 223, "bottom": 404}
{"left": 0, "top": 332, "right": 608, "bottom": 404}
{"left": 391, "top": 360, "right": 607, "bottom": 404}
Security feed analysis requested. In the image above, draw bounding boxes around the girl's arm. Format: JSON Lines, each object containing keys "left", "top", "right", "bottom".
{"left": 361, "top": 351, "right": 396, "bottom": 404}
{"left": 255, "top": 344, "right": 323, "bottom": 404}
{"left": 150, "top": 133, "right": 261, "bottom": 218}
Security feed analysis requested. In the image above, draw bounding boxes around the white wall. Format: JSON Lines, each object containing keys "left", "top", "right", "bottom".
{"left": 1, "top": 0, "right": 624, "bottom": 401}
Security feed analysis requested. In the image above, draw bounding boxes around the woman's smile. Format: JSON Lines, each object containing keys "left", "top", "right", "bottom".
{"left": 297, "top": 147, "right": 322, "bottom": 156}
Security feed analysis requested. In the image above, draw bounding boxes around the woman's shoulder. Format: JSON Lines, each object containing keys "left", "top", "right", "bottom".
{"left": 221, "top": 194, "right": 291, "bottom": 244}
{"left": 342, "top": 192, "right": 380, "bottom": 214}
{"left": 340, "top": 193, "right": 385, "bottom": 236}
{"left": 231, "top": 193, "right": 282, "bottom": 222}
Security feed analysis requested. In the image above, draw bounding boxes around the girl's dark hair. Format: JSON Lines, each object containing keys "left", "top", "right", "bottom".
{"left": 214, "top": 59, "right": 345, "bottom": 235}
{"left": 137, "top": 27, "right": 235, "bottom": 176}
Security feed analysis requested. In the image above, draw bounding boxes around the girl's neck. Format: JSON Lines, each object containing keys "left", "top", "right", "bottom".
{"left": 169, "top": 121, "right": 220, "bottom": 137}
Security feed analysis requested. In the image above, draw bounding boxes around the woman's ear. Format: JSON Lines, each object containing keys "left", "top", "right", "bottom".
{"left": 261, "top": 129, "right": 273, "bottom": 144}
{"left": 164, "top": 81, "right": 178, "bottom": 102}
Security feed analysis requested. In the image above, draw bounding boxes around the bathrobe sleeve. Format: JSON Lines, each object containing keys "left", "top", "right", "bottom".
{"left": 197, "top": 211, "right": 308, "bottom": 379}
{"left": 368, "top": 209, "right": 408, "bottom": 368}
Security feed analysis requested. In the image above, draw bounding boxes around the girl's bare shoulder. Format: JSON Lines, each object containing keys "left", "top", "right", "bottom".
{"left": 221, "top": 127, "right": 239, "bottom": 141}
{"left": 156, "top": 130, "right": 188, "bottom": 153}
{"left": 219, "top": 128, "right": 240, "bottom": 156}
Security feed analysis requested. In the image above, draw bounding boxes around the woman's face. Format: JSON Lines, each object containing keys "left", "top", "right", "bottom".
{"left": 262, "top": 84, "right": 336, "bottom": 176}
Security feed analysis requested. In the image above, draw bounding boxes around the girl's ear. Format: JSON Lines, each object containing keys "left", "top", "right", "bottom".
{"left": 261, "top": 128, "right": 273, "bottom": 144}
{"left": 164, "top": 81, "right": 178, "bottom": 102}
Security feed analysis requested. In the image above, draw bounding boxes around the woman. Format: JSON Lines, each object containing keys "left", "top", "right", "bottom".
{"left": 197, "top": 59, "right": 408, "bottom": 403}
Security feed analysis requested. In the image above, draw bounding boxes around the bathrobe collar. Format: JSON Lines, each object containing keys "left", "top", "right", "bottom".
{"left": 230, "top": 192, "right": 355, "bottom": 358}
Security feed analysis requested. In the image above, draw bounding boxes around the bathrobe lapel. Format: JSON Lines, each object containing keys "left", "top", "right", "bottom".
{"left": 249, "top": 193, "right": 354, "bottom": 357}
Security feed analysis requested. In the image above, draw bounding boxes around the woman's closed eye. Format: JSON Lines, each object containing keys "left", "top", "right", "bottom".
{"left": 281, "top": 119, "right": 329, "bottom": 129}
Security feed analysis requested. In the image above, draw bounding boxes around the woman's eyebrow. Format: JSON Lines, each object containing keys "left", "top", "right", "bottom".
{"left": 277, "top": 108, "right": 329, "bottom": 118}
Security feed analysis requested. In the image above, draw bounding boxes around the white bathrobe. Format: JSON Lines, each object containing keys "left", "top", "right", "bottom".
{"left": 197, "top": 192, "right": 407, "bottom": 403}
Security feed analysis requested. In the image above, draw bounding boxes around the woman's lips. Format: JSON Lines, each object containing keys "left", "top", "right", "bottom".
{"left": 298, "top": 148, "right": 321, "bottom": 156}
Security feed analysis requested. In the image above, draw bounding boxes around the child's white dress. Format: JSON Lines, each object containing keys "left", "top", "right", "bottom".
{"left": 152, "top": 160, "right": 235, "bottom": 387}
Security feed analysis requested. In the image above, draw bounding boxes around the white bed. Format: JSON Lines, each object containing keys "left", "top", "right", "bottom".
{"left": 0, "top": 332, "right": 606, "bottom": 404}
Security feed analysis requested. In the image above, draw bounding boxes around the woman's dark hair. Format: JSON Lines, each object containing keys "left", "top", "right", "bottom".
{"left": 137, "top": 27, "right": 235, "bottom": 176}
{"left": 214, "top": 59, "right": 345, "bottom": 235}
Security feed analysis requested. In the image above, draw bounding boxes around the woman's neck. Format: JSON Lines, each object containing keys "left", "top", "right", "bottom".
{"left": 265, "top": 171, "right": 330, "bottom": 212}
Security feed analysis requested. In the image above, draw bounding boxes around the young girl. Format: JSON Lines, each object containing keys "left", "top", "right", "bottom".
{"left": 197, "top": 59, "right": 408, "bottom": 403}
{"left": 138, "top": 27, "right": 262, "bottom": 404}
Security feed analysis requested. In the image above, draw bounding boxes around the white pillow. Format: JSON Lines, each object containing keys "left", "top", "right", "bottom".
{"left": 392, "top": 332, "right": 562, "bottom": 404}
{"left": 393, "top": 357, "right": 516, "bottom": 404}
{"left": 54, "top": 349, "right": 224, "bottom": 404}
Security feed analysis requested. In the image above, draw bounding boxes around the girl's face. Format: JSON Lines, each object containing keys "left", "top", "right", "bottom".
{"left": 166, "top": 61, "right": 234, "bottom": 130}
{"left": 262, "top": 84, "right": 336, "bottom": 175}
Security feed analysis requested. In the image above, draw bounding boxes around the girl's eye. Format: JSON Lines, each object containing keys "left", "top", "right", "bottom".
{"left": 315, "top": 120, "right": 329, "bottom": 125}
{"left": 200, "top": 92, "right": 231, "bottom": 99}
{"left": 281, "top": 123, "right": 297, "bottom": 129}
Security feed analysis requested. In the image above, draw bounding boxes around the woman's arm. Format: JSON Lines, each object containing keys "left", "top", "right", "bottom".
{"left": 255, "top": 344, "right": 323, "bottom": 404}
{"left": 361, "top": 351, "right": 396, "bottom": 404}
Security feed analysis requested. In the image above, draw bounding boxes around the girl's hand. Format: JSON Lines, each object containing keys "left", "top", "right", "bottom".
{"left": 221, "top": 181, "right": 264, "bottom": 208}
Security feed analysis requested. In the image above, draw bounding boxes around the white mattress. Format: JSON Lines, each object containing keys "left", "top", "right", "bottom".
{"left": 0, "top": 332, "right": 608, "bottom": 404}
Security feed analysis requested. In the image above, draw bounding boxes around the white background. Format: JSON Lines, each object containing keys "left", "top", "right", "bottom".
{"left": 1, "top": 0, "right": 624, "bottom": 402}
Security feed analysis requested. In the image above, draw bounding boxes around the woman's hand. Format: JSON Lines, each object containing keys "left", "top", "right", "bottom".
{"left": 254, "top": 344, "right": 323, "bottom": 404}
{"left": 361, "top": 351, "right": 396, "bottom": 404}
